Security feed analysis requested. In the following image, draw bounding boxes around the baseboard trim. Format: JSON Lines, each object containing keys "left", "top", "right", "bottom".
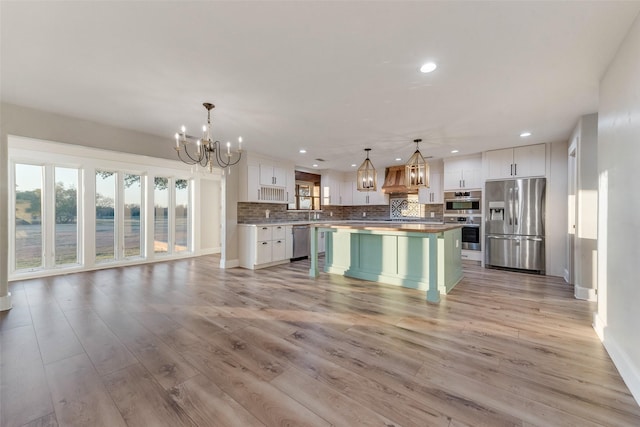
{"left": 220, "top": 258, "right": 240, "bottom": 269}
{"left": 0, "top": 292, "right": 12, "bottom": 311}
{"left": 595, "top": 318, "right": 640, "bottom": 406}
{"left": 574, "top": 285, "right": 597, "bottom": 301}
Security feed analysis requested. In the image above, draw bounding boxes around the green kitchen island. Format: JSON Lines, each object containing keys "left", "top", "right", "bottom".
{"left": 309, "top": 222, "right": 463, "bottom": 303}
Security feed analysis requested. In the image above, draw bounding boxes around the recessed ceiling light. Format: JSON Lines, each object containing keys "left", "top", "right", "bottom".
{"left": 299, "top": 149, "right": 307, "bottom": 153}
{"left": 420, "top": 62, "right": 437, "bottom": 73}
{"left": 312, "top": 164, "right": 318, "bottom": 168}
{"left": 351, "top": 164, "right": 357, "bottom": 167}
{"left": 451, "top": 149, "right": 459, "bottom": 154}
{"left": 395, "top": 158, "right": 402, "bottom": 161}
{"left": 520, "top": 132, "right": 532, "bottom": 137}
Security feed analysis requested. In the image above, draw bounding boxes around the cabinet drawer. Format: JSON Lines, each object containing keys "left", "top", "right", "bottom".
{"left": 272, "top": 225, "right": 286, "bottom": 240}
{"left": 256, "top": 240, "right": 272, "bottom": 265}
{"left": 256, "top": 226, "right": 272, "bottom": 241}
{"left": 272, "top": 239, "right": 286, "bottom": 261}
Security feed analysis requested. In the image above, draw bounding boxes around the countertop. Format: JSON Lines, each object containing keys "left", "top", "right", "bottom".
{"left": 239, "top": 219, "right": 446, "bottom": 227}
{"left": 310, "top": 222, "right": 461, "bottom": 233}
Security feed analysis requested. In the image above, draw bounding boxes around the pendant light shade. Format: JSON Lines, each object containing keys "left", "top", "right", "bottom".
{"left": 357, "top": 148, "right": 377, "bottom": 192}
{"left": 405, "top": 139, "right": 430, "bottom": 189}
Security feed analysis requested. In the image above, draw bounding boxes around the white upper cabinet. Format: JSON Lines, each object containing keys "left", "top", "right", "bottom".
{"left": 443, "top": 155, "right": 482, "bottom": 190}
{"left": 423, "top": 159, "right": 444, "bottom": 204}
{"left": 239, "top": 153, "right": 294, "bottom": 203}
{"left": 321, "top": 171, "right": 340, "bottom": 206}
{"left": 352, "top": 169, "right": 386, "bottom": 205}
{"left": 322, "top": 170, "right": 386, "bottom": 206}
{"left": 484, "top": 143, "right": 546, "bottom": 180}
{"left": 259, "top": 164, "right": 287, "bottom": 187}
{"left": 339, "top": 180, "right": 354, "bottom": 206}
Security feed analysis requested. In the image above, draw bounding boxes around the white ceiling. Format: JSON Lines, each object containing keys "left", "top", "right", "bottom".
{"left": 2, "top": 1, "right": 639, "bottom": 172}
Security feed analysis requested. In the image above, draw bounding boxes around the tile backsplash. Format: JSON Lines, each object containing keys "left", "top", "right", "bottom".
{"left": 237, "top": 199, "right": 443, "bottom": 223}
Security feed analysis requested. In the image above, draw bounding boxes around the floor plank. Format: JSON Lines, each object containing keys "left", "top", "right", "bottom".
{"left": 62, "top": 308, "right": 137, "bottom": 375}
{"left": 0, "top": 325, "right": 53, "bottom": 427}
{"left": 181, "top": 340, "right": 332, "bottom": 427}
{"left": 44, "top": 353, "right": 127, "bottom": 427}
{"left": 102, "top": 363, "right": 197, "bottom": 427}
{"left": 2, "top": 254, "right": 639, "bottom": 427}
{"left": 168, "top": 374, "right": 266, "bottom": 427}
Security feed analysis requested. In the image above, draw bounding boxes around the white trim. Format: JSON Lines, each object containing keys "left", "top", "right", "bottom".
{"left": 594, "top": 316, "right": 640, "bottom": 406}
{"left": 198, "top": 247, "right": 221, "bottom": 256}
{"left": 8, "top": 252, "right": 210, "bottom": 281}
{"left": 220, "top": 258, "right": 240, "bottom": 269}
{"left": 0, "top": 293, "right": 12, "bottom": 311}
{"left": 8, "top": 135, "right": 223, "bottom": 280}
{"left": 574, "top": 285, "right": 597, "bottom": 301}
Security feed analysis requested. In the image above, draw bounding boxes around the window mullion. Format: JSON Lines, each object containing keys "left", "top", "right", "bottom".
{"left": 44, "top": 165, "right": 55, "bottom": 269}
{"left": 169, "top": 178, "right": 175, "bottom": 254}
{"left": 117, "top": 172, "right": 124, "bottom": 260}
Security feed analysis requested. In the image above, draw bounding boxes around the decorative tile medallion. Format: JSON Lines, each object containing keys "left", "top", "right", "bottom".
{"left": 390, "top": 196, "right": 422, "bottom": 219}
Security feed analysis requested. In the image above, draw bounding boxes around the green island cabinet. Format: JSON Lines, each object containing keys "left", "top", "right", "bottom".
{"left": 309, "top": 223, "right": 463, "bottom": 303}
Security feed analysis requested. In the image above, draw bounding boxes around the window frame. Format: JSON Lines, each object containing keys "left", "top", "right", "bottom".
{"left": 8, "top": 135, "right": 214, "bottom": 281}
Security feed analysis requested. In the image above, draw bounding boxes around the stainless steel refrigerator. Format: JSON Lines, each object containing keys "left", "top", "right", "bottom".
{"left": 485, "top": 178, "right": 546, "bottom": 273}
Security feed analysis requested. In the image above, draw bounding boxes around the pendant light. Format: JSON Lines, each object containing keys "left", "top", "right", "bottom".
{"left": 405, "top": 138, "right": 430, "bottom": 189}
{"left": 357, "top": 148, "right": 377, "bottom": 191}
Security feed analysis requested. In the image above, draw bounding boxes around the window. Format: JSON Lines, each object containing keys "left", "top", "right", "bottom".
{"left": 123, "top": 174, "right": 142, "bottom": 258}
{"left": 96, "top": 170, "right": 116, "bottom": 262}
{"left": 9, "top": 137, "right": 208, "bottom": 279}
{"left": 154, "top": 177, "right": 169, "bottom": 254}
{"left": 14, "top": 164, "right": 43, "bottom": 270}
{"left": 288, "top": 171, "right": 322, "bottom": 210}
{"left": 174, "top": 179, "right": 190, "bottom": 253}
{"left": 55, "top": 167, "right": 79, "bottom": 265}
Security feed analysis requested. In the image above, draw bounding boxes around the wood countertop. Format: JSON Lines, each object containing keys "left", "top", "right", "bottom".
{"left": 311, "top": 222, "right": 462, "bottom": 233}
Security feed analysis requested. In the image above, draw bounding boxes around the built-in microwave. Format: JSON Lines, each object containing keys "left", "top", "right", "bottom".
{"left": 444, "top": 191, "right": 482, "bottom": 215}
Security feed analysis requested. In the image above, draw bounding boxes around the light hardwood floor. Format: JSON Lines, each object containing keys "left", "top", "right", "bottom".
{"left": 1, "top": 255, "right": 639, "bottom": 427}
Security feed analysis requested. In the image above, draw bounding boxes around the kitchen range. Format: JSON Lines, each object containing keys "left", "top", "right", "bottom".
{"left": 444, "top": 191, "right": 482, "bottom": 260}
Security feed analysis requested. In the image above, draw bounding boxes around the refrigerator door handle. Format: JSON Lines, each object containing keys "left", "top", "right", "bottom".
{"left": 514, "top": 186, "right": 519, "bottom": 226}
{"left": 508, "top": 187, "right": 513, "bottom": 225}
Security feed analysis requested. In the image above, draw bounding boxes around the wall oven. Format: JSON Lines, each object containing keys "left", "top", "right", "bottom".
{"left": 444, "top": 191, "right": 482, "bottom": 215}
{"left": 445, "top": 216, "right": 481, "bottom": 251}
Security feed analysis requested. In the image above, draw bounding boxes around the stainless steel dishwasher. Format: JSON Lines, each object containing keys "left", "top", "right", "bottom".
{"left": 292, "top": 225, "right": 310, "bottom": 260}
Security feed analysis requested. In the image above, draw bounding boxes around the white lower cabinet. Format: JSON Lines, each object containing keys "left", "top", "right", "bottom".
{"left": 239, "top": 224, "right": 291, "bottom": 269}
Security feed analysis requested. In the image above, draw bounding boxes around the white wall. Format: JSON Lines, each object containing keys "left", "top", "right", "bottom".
{"left": 569, "top": 114, "right": 599, "bottom": 300}
{"left": 0, "top": 103, "right": 223, "bottom": 283}
{"left": 546, "top": 140, "right": 568, "bottom": 277}
{"left": 596, "top": 14, "right": 640, "bottom": 404}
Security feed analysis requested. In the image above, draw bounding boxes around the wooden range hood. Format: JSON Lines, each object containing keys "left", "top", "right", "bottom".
{"left": 381, "top": 165, "right": 414, "bottom": 194}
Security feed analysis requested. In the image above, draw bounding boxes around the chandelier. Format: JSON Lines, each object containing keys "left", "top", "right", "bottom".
{"left": 174, "top": 102, "right": 242, "bottom": 172}
{"left": 405, "top": 138, "right": 430, "bottom": 189}
{"left": 357, "top": 148, "right": 377, "bottom": 191}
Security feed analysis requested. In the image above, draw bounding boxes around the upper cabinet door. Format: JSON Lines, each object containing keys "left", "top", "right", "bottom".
{"left": 485, "top": 144, "right": 546, "bottom": 180}
{"left": 485, "top": 148, "right": 515, "bottom": 180}
{"left": 513, "top": 144, "right": 546, "bottom": 178}
{"left": 444, "top": 155, "right": 482, "bottom": 190}
{"left": 339, "top": 180, "right": 353, "bottom": 205}
{"left": 272, "top": 166, "right": 287, "bottom": 187}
